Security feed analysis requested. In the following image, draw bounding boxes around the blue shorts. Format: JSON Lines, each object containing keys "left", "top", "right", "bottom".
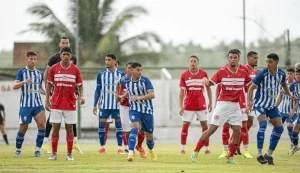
{"left": 98, "top": 109, "right": 120, "bottom": 120}
{"left": 253, "top": 107, "right": 281, "bottom": 119}
{"left": 19, "top": 106, "right": 45, "bottom": 124}
{"left": 129, "top": 110, "right": 154, "bottom": 134}
{"left": 281, "top": 112, "right": 299, "bottom": 123}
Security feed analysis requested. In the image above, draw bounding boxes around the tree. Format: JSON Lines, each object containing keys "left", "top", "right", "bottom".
{"left": 23, "top": 0, "right": 163, "bottom": 66}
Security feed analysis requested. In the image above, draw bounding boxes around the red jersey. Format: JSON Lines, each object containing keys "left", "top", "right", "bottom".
{"left": 216, "top": 83, "right": 246, "bottom": 108}
{"left": 179, "top": 68, "right": 208, "bottom": 111}
{"left": 211, "top": 66, "right": 251, "bottom": 102}
{"left": 244, "top": 64, "right": 257, "bottom": 79}
{"left": 119, "top": 75, "right": 129, "bottom": 106}
{"left": 48, "top": 63, "right": 83, "bottom": 110}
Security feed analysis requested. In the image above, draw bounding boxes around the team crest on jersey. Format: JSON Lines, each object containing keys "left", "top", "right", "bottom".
{"left": 232, "top": 79, "right": 237, "bottom": 84}
{"left": 214, "top": 114, "right": 219, "bottom": 120}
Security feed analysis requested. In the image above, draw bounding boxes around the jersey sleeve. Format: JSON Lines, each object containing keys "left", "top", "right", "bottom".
{"left": 145, "top": 77, "right": 154, "bottom": 90}
{"left": 244, "top": 71, "right": 252, "bottom": 85}
{"left": 16, "top": 69, "right": 23, "bottom": 81}
{"left": 47, "top": 66, "right": 55, "bottom": 83}
{"left": 281, "top": 72, "right": 286, "bottom": 84}
{"left": 289, "top": 83, "right": 295, "bottom": 93}
{"left": 75, "top": 67, "right": 83, "bottom": 85}
{"left": 210, "top": 70, "right": 221, "bottom": 85}
{"left": 179, "top": 72, "right": 186, "bottom": 88}
{"left": 120, "top": 77, "right": 126, "bottom": 86}
{"left": 252, "top": 70, "right": 264, "bottom": 86}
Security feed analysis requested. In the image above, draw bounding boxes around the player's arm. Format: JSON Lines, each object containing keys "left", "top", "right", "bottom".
{"left": 275, "top": 90, "right": 284, "bottom": 107}
{"left": 205, "top": 84, "right": 212, "bottom": 112}
{"left": 179, "top": 88, "right": 185, "bottom": 116}
{"left": 39, "top": 84, "right": 46, "bottom": 95}
{"left": 78, "top": 84, "right": 85, "bottom": 105}
{"left": 246, "top": 83, "right": 257, "bottom": 111}
{"left": 93, "top": 74, "right": 102, "bottom": 116}
{"left": 13, "top": 78, "right": 32, "bottom": 90}
{"left": 115, "top": 79, "right": 121, "bottom": 102}
{"left": 45, "top": 81, "right": 53, "bottom": 111}
{"left": 290, "top": 101, "right": 298, "bottom": 118}
{"left": 139, "top": 89, "right": 155, "bottom": 100}
{"left": 43, "top": 66, "right": 51, "bottom": 88}
{"left": 215, "top": 84, "right": 221, "bottom": 108}
{"left": 281, "top": 82, "right": 295, "bottom": 100}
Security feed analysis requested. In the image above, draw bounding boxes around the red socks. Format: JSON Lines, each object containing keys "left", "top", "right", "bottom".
{"left": 222, "top": 123, "right": 230, "bottom": 145}
{"left": 137, "top": 130, "right": 145, "bottom": 147}
{"left": 66, "top": 135, "right": 74, "bottom": 154}
{"left": 194, "top": 138, "right": 205, "bottom": 152}
{"left": 181, "top": 123, "right": 189, "bottom": 145}
{"left": 51, "top": 135, "right": 59, "bottom": 153}
{"left": 202, "top": 126, "right": 209, "bottom": 146}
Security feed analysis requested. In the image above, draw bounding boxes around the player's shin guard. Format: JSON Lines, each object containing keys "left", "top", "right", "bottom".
{"left": 287, "top": 126, "right": 293, "bottom": 143}
{"left": 105, "top": 124, "right": 109, "bottom": 143}
{"left": 98, "top": 122, "right": 106, "bottom": 146}
{"left": 222, "top": 123, "right": 230, "bottom": 145}
{"left": 146, "top": 139, "right": 155, "bottom": 150}
{"left": 228, "top": 143, "right": 238, "bottom": 158}
{"left": 292, "top": 131, "right": 299, "bottom": 146}
{"left": 137, "top": 130, "right": 145, "bottom": 147}
{"left": 128, "top": 128, "right": 138, "bottom": 151}
{"left": 115, "top": 121, "right": 123, "bottom": 146}
{"left": 241, "top": 121, "right": 249, "bottom": 145}
{"left": 194, "top": 138, "right": 205, "bottom": 152}
{"left": 45, "top": 116, "right": 52, "bottom": 138}
{"left": 269, "top": 126, "right": 284, "bottom": 151}
{"left": 66, "top": 134, "right": 74, "bottom": 154}
{"left": 202, "top": 126, "right": 209, "bottom": 146}
{"left": 257, "top": 121, "right": 267, "bottom": 150}
{"left": 123, "top": 132, "right": 128, "bottom": 146}
{"left": 181, "top": 123, "right": 189, "bottom": 145}
{"left": 16, "top": 131, "right": 25, "bottom": 149}
{"left": 51, "top": 135, "right": 59, "bottom": 153}
{"left": 36, "top": 128, "right": 46, "bottom": 148}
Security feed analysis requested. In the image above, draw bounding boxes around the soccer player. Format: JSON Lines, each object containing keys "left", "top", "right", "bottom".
{"left": 93, "top": 53, "right": 125, "bottom": 154}
{"left": 276, "top": 68, "right": 297, "bottom": 152}
{"left": 13, "top": 51, "right": 46, "bottom": 157}
{"left": 246, "top": 53, "right": 296, "bottom": 165}
{"left": 118, "top": 62, "right": 157, "bottom": 162}
{"left": 0, "top": 103, "right": 9, "bottom": 145}
{"left": 190, "top": 49, "right": 252, "bottom": 164}
{"left": 178, "top": 55, "right": 212, "bottom": 155}
{"left": 41, "top": 36, "right": 82, "bottom": 154}
{"left": 45, "top": 47, "right": 85, "bottom": 161}
{"left": 288, "top": 69, "right": 300, "bottom": 155}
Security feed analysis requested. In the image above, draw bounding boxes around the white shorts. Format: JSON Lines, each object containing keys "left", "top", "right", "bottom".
{"left": 106, "top": 115, "right": 113, "bottom": 123}
{"left": 182, "top": 110, "right": 208, "bottom": 122}
{"left": 210, "top": 101, "right": 242, "bottom": 126}
{"left": 120, "top": 105, "right": 131, "bottom": 132}
{"left": 241, "top": 108, "right": 248, "bottom": 121}
{"left": 50, "top": 109, "right": 77, "bottom": 124}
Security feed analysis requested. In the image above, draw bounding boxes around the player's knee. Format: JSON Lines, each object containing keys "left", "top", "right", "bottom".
{"left": 130, "top": 127, "right": 138, "bottom": 136}
{"left": 274, "top": 125, "right": 284, "bottom": 134}
{"left": 99, "top": 121, "right": 106, "bottom": 128}
{"left": 258, "top": 120, "right": 267, "bottom": 131}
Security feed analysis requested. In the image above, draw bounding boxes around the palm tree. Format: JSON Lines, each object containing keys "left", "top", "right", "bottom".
{"left": 24, "top": 0, "right": 163, "bottom": 66}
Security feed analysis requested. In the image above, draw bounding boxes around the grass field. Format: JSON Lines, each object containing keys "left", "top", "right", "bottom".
{"left": 0, "top": 142, "right": 299, "bottom": 173}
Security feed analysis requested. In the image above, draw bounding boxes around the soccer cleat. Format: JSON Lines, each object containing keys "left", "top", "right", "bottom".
{"left": 117, "top": 149, "right": 125, "bottom": 154}
{"left": 179, "top": 150, "right": 186, "bottom": 154}
{"left": 218, "top": 151, "right": 228, "bottom": 158}
{"left": 124, "top": 149, "right": 129, "bottom": 153}
{"left": 73, "top": 143, "right": 83, "bottom": 154}
{"left": 190, "top": 151, "right": 199, "bottom": 163}
{"left": 34, "top": 151, "right": 44, "bottom": 158}
{"left": 263, "top": 154, "right": 274, "bottom": 165}
{"left": 41, "top": 144, "right": 51, "bottom": 154}
{"left": 48, "top": 153, "right": 58, "bottom": 160}
{"left": 66, "top": 153, "right": 74, "bottom": 161}
{"left": 243, "top": 151, "right": 253, "bottom": 159}
{"left": 127, "top": 153, "right": 134, "bottom": 162}
{"left": 14, "top": 150, "right": 21, "bottom": 157}
{"left": 136, "top": 146, "right": 147, "bottom": 158}
{"left": 205, "top": 150, "right": 211, "bottom": 154}
{"left": 256, "top": 155, "right": 267, "bottom": 164}
{"left": 149, "top": 150, "right": 157, "bottom": 161}
{"left": 99, "top": 148, "right": 106, "bottom": 154}
{"left": 226, "top": 157, "right": 238, "bottom": 164}
{"left": 288, "top": 145, "right": 300, "bottom": 155}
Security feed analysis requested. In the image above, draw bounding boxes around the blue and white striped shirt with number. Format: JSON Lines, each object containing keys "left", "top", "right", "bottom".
{"left": 120, "top": 76, "right": 154, "bottom": 114}
{"left": 96, "top": 69, "right": 125, "bottom": 109}
{"left": 289, "top": 81, "right": 300, "bottom": 112}
{"left": 252, "top": 68, "right": 286, "bottom": 109}
{"left": 16, "top": 67, "right": 44, "bottom": 107}
{"left": 278, "top": 82, "right": 294, "bottom": 114}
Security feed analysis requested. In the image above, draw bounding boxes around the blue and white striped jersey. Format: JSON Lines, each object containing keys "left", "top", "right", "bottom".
{"left": 120, "top": 76, "right": 154, "bottom": 114}
{"left": 94, "top": 69, "right": 125, "bottom": 109}
{"left": 16, "top": 67, "right": 44, "bottom": 108}
{"left": 289, "top": 81, "right": 300, "bottom": 112}
{"left": 278, "top": 82, "right": 295, "bottom": 113}
{"left": 252, "top": 68, "right": 286, "bottom": 109}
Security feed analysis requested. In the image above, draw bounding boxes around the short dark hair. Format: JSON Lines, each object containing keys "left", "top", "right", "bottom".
{"left": 267, "top": 53, "right": 279, "bottom": 62}
{"left": 286, "top": 68, "right": 295, "bottom": 73}
{"left": 296, "top": 69, "right": 300, "bottom": 73}
{"left": 60, "top": 47, "right": 72, "bottom": 54}
{"left": 131, "top": 62, "right": 142, "bottom": 68}
{"left": 61, "top": 36, "right": 69, "bottom": 40}
{"left": 106, "top": 53, "right": 117, "bottom": 60}
{"left": 190, "top": 55, "right": 199, "bottom": 61}
{"left": 247, "top": 51, "right": 258, "bottom": 57}
{"left": 26, "top": 51, "right": 37, "bottom": 57}
{"left": 116, "top": 60, "right": 120, "bottom": 65}
{"left": 126, "top": 62, "right": 133, "bottom": 67}
{"left": 227, "top": 49, "right": 241, "bottom": 56}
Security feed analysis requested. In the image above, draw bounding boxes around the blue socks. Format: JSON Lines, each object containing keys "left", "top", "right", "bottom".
{"left": 257, "top": 120, "right": 267, "bottom": 150}
{"left": 146, "top": 139, "right": 155, "bottom": 150}
{"left": 292, "top": 131, "right": 299, "bottom": 146}
{"left": 287, "top": 126, "right": 293, "bottom": 143}
{"left": 269, "top": 126, "right": 284, "bottom": 151}
{"left": 115, "top": 121, "right": 123, "bottom": 146}
{"left": 36, "top": 128, "right": 45, "bottom": 148}
{"left": 16, "top": 131, "right": 25, "bottom": 150}
{"left": 128, "top": 128, "right": 138, "bottom": 151}
{"left": 98, "top": 122, "right": 106, "bottom": 146}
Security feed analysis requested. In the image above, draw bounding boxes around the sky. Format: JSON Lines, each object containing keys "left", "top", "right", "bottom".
{"left": 0, "top": 0, "right": 300, "bottom": 51}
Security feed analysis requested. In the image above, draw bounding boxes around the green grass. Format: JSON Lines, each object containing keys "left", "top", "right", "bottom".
{"left": 0, "top": 143, "right": 299, "bottom": 173}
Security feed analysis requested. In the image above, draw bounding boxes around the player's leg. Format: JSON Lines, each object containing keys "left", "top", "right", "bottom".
{"left": 141, "top": 113, "right": 157, "bottom": 161}
{"left": 288, "top": 115, "right": 300, "bottom": 155}
{"left": 14, "top": 107, "right": 31, "bottom": 157}
{"left": 179, "top": 110, "right": 194, "bottom": 154}
{"left": 64, "top": 110, "right": 77, "bottom": 161}
{"left": 33, "top": 107, "right": 46, "bottom": 158}
{"left": 105, "top": 116, "right": 112, "bottom": 143}
{"left": 287, "top": 113, "right": 298, "bottom": 152}
{"left": 197, "top": 110, "right": 210, "bottom": 154}
{"left": 98, "top": 109, "right": 109, "bottom": 153}
{"left": 241, "top": 120, "right": 252, "bottom": 158}
{"left": 120, "top": 105, "right": 130, "bottom": 152}
{"left": 127, "top": 111, "right": 141, "bottom": 161}
{"left": 0, "top": 123, "right": 9, "bottom": 145}
{"left": 264, "top": 108, "right": 283, "bottom": 165}
{"left": 72, "top": 123, "right": 82, "bottom": 153}
{"left": 247, "top": 115, "right": 254, "bottom": 131}
{"left": 112, "top": 109, "right": 124, "bottom": 154}
{"left": 136, "top": 129, "right": 145, "bottom": 149}
{"left": 219, "top": 123, "right": 230, "bottom": 158}
{"left": 42, "top": 113, "right": 52, "bottom": 153}
{"left": 49, "top": 110, "right": 62, "bottom": 160}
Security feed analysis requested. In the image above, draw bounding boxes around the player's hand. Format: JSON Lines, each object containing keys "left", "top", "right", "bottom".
{"left": 245, "top": 106, "right": 252, "bottom": 114}
{"left": 115, "top": 95, "right": 121, "bottom": 102}
{"left": 131, "top": 96, "right": 142, "bottom": 101}
{"left": 202, "top": 77, "right": 209, "bottom": 86}
{"left": 45, "top": 101, "right": 51, "bottom": 111}
{"left": 80, "top": 96, "right": 85, "bottom": 105}
{"left": 207, "top": 103, "right": 212, "bottom": 112}
{"left": 289, "top": 111, "right": 295, "bottom": 118}
{"left": 23, "top": 78, "right": 32, "bottom": 84}
{"left": 179, "top": 107, "right": 184, "bottom": 116}
{"left": 93, "top": 106, "right": 98, "bottom": 116}
{"left": 290, "top": 95, "right": 297, "bottom": 101}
